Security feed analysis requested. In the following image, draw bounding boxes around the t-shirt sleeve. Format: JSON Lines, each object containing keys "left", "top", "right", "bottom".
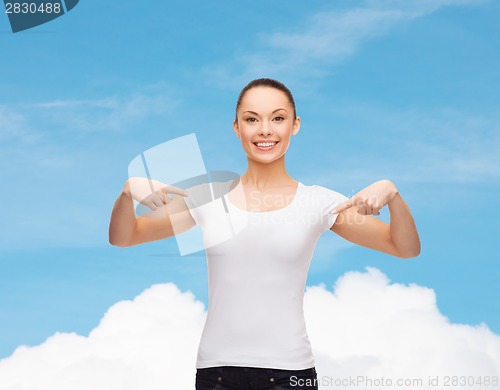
{"left": 181, "top": 180, "right": 234, "bottom": 227}
{"left": 313, "top": 185, "right": 349, "bottom": 234}
{"left": 182, "top": 196, "right": 199, "bottom": 226}
{"left": 182, "top": 182, "right": 212, "bottom": 226}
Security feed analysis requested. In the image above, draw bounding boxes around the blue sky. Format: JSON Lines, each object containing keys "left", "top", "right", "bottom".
{"left": 0, "top": 0, "right": 499, "bottom": 360}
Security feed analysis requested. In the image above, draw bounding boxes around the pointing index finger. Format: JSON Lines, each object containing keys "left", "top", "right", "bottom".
{"left": 161, "top": 185, "right": 189, "bottom": 197}
{"left": 331, "top": 198, "right": 353, "bottom": 214}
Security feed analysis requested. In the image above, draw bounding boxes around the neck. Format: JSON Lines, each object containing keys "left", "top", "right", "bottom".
{"left": 240, "top": 155, "right": 294, "bottom": 189}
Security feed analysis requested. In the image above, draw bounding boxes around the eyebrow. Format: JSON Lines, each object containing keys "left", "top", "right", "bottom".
{"left": 243, "top": 108, "right": 288, "bottom": 115}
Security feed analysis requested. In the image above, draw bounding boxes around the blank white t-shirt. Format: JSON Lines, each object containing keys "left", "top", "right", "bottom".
{"left": 184, "top": 180, "right": 348, "bottom": 370}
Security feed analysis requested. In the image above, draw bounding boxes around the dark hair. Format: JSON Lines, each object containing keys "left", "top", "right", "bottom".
{"left": 235, "top": 78, "right": 296, "bottom": 121}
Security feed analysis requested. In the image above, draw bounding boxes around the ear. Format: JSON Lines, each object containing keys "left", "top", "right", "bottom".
{"left": 292, "top": 116, "right": 301, "bottom": 136}
{"left": 233, "top": 119, "right": 240, "bottom": 138}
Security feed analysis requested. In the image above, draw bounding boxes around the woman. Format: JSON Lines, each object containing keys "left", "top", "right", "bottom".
{"left": 109, "top": 78, "right": 420, "bottom": 390}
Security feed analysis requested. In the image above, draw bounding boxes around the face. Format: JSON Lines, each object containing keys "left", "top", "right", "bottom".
{"left": 233, "top": 86, "right": 300, "bottom": 164}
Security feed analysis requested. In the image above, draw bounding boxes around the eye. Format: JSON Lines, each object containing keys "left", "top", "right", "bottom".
{"left": 246, "top": 117, "right": 257, "bottom": 123}
{"left": 273, "top": 116, "right": 285, "bottom": 122}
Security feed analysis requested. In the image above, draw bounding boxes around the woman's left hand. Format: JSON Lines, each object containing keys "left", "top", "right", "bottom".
{"left": 332, "top": 179, "right": 399, "bottom": 216}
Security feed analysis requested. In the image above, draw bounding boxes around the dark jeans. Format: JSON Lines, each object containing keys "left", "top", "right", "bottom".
{"left": 195, "top": 365, "right": 318, "bottom": 390}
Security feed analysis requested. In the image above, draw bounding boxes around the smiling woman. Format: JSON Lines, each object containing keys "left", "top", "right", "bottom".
{"left": 234, "top": 79, "right": 298, "bottom": 167}
{"left": 108, "top": 78, "right": 421, "bottom": 390}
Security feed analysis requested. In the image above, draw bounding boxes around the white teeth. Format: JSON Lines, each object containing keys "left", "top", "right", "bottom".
{"left": 256, "top": 142, "right": 277, "bottom": 147}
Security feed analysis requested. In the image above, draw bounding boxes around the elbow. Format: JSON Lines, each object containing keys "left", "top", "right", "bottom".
{"left": 397, "top": 244, "right": 421, "bottom": 259}
{"left": 108, "top": 222, "right": 135, "bottom": 248}
{"left": 111, "top": 242, "right": 129, "bottom": 248}
{"left": 398, "top": 251, "right": 420, "bottom": 259}
{"left": 109, "top": 238, "right": 129, "bottom": 248}
{"left": 391, "top": 237, "right": 421, "bottom": 259}
{"left": 108, "top": 233, "right": 130, "bottom": 248}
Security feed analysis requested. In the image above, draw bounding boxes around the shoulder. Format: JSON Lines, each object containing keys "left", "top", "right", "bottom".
{"left": 299, "top": 183, "right": 349, "bottom": 233}
{"left": 300, "top": 182, "right": 349, "bottom": 204}
{"left": 184, "top": 178, "right": 236, "bottom": 208}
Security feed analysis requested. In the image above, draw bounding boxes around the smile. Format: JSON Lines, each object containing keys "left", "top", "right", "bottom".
{"left": 253, "top": 141, "right": 279, "bottom": 151}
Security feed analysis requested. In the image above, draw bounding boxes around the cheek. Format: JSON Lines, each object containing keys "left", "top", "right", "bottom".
{"left": 239, "top": 132, "right": 250, "bottom": 143}
{"left": 238, "top": 130, "right": 253, "bottom": 151}
{"left": 276, "top": 126, "right": 293, "bottom": 141}
{"left": 239, "top": 126, "right": 255, "bottom": 141}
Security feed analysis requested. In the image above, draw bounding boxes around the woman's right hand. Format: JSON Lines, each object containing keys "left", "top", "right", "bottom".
{"left": 124, "top": 177, "right": 189, "bottom": 211}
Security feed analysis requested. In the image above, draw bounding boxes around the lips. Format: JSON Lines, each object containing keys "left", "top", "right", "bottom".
{"left": 253, "top": 141, "right": 279, "bottom": 151}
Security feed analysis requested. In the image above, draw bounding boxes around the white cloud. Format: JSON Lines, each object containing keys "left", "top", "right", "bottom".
{"left": 0, "top": 283, "right": 206, "bottom": 390}
{"left": 27, "top": 92, "right": 179, "bottom": 133}
{"left": 0, "top": 105, "right": 43, "bottom": 144}
{"left": 1, "top": 267, "right": 498, "bottom": 390}
{"left": 204, "top": 0, "right": 484, "bottom": 87}
{"left": 306, "top": 267, "right": 500, "bottom": 387}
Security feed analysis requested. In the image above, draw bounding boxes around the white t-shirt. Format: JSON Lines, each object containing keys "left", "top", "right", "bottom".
{"left": 184, "top": 180, "right": 348, "bottom": 370}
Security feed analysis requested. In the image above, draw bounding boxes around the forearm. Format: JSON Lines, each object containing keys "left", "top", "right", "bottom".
{"left": 388, "top": 192, "right": 421, "bottom": 258}
{"left": 108, "top": 182, "right": 136, "bottom": 247}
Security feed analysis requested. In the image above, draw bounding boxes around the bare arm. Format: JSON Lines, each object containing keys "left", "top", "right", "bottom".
{"left": 387, "top": 192, "right": 420, "bottom": 257}
{"left": 331, "top": 180, "right": 420, "bottom": 259}
{"left": 108, "top": 179, "right": 195, "bottom": 247}
{"left": 108, "top": 181, "right": 136, "bottom": 247}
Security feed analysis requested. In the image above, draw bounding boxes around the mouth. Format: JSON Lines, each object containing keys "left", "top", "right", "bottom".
{"left": 253, "top": 141, "right": 279, "bottom": 151}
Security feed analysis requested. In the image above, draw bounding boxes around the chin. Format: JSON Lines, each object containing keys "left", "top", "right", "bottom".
{"left": 247, "top": 152, "right": 286, "bottom": 165}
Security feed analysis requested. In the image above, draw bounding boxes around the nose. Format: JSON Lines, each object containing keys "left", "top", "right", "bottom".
{"left": 259, "top": 121, "right": 272, "bottom": 136}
